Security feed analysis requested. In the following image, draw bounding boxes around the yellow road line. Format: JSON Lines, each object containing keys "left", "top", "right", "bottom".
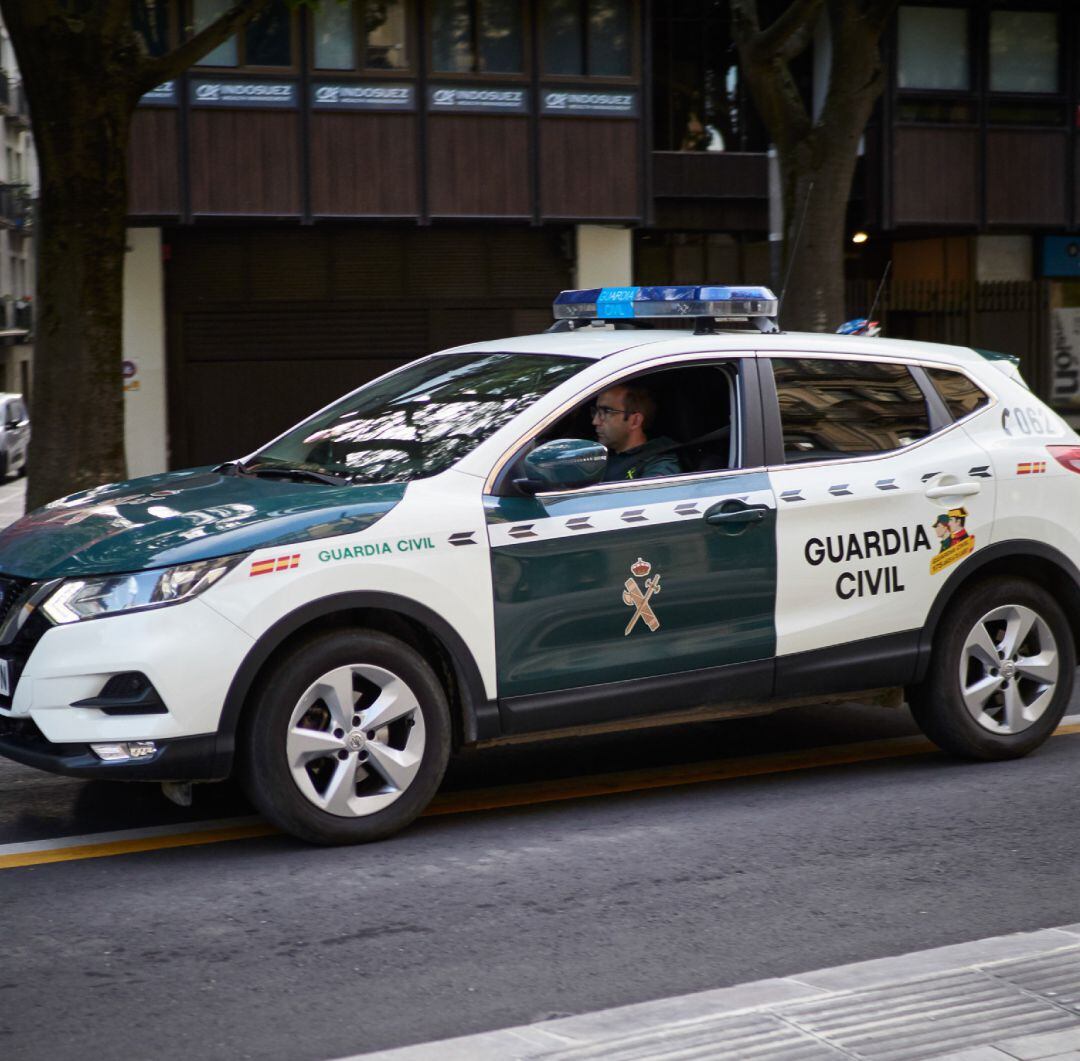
{"left": 3, "top": 722, "right": 1080, "bottom": 871}
{"left": 0, "top": 822, "right": 277, "bottom": 870}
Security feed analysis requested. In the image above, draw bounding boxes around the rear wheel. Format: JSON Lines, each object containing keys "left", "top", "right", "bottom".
{"left": 241, "top": 629, "right": 451, "bottom": 844}
{"left": 908, "top": 577, "right": 1074, "bottom": 760}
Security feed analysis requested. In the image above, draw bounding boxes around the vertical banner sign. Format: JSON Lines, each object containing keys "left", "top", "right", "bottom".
{"left": 1052, "top": 307, "right": 1080, "bottom": 407}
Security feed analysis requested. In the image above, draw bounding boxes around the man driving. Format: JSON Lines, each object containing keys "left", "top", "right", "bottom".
{"left": 592, "top": 384, "right": 683, "bottom": 482}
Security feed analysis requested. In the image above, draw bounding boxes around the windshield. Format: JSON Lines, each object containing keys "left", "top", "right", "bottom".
{"left": 249, "top": 352, "right": 586, "bottom": 484}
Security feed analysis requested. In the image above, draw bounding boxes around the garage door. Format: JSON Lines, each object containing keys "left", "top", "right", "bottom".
{"left": 165, "top": 225, "right": 571, "bottom": 468}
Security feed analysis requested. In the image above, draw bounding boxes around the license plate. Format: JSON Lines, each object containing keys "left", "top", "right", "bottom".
{"left": 0, "top": 658, "right": 10, "bottom": 697}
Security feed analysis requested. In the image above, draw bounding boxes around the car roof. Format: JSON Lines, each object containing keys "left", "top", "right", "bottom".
{"left": 446, "top": 327, "right": 989, "bottom": 369}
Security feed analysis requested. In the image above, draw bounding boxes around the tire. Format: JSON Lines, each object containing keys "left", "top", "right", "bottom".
{"left": 908, "top": 576, "right": 1075, "bottom": 760}
{"left": 240, "top": 629, "right": 451, "bottom": 845}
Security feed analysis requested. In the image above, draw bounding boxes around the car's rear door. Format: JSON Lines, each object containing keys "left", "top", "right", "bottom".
{"left": 762, "top": 353, "right": 997, "bottom": 696}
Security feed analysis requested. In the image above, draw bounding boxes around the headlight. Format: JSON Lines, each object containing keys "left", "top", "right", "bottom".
{"left": 41, "top": 555, "right": 245, "bottom": 625}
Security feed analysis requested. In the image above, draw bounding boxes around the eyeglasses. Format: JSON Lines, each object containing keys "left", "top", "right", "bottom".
{"left": 590, "top": 404, "right": 629, "bottom": 420}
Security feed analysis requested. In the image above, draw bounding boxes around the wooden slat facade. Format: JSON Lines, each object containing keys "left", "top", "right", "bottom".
{"left": 892, "top": 127, "right": 979, "bottom": 226}
{"left": 188, "top": 110, "right": 302, "bottom": 216}
{"left": 539, "top": 119, "right": 639, "bottom": 219}
{"left": 985, "top": 130, "right": 1067, "bottom": 226}
{"left": 310, "top": 113, "right": 419, "bottom": 218}
{"left": 426, "top": 116, "right": 531, "bottom": 218}
{"left": 651, "top": 153, "right": 767, "bottom": 200}
{"left": 128, "top": 109, "right": 181, "bottom": 217}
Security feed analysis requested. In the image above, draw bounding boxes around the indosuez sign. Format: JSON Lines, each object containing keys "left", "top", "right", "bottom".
{"left": 189, "top": 79, "right": 298, "bottom": 108}
{"left": 427, "top": 85, "right": 529, "bottom": 114}
{"left": 311, "top": 83, "right": 415, "bottom": 111}
{"left": 541, "top": 88, "right": 638, "bottom": 117}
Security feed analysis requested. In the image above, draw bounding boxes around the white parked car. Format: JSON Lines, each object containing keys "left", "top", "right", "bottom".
{"left": 0, "top": 392, "right": 29, "bottom": 479}
{"left": 0, "top": 285, "right": 1075, "bottom": 844}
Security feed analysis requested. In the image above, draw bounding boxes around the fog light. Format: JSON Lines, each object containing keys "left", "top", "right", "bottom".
{"left": 91, "top": 740, "right": 157, "bottom": 762}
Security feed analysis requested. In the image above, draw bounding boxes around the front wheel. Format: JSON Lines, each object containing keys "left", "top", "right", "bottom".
{"left": 908, "top": 577, "right": 1075, "bottom": 760}
{"left": 241, "top": 629, "right": 451, "bottom": 844}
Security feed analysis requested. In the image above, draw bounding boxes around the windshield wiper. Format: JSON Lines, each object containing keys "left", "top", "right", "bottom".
{"left": 244, "top": 466, "right": 351, "bottom": 486}
{"left": 214, "top": 460, "right": 249, "bottom": 476}
{"left": 215, "top": 458, "right": 353, "bottom": 486}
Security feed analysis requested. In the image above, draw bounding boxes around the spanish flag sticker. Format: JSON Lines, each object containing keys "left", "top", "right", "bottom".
{"left": 249, "top": 553, "right": 301, "bottom": 577}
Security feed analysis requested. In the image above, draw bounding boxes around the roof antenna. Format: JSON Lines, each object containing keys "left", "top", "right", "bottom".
{"left": 776, "top": 180, "right": 813, "bottom": 330}
{"left": 866, "top": 259, "right": 892, "bottom": 326}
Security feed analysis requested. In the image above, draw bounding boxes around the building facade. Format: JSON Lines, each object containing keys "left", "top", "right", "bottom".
{"left": 0, "top": 19, "right": 34, "bottom": 405}
{"left": 122, "top": 1, "right": 1077, "bottom": 473}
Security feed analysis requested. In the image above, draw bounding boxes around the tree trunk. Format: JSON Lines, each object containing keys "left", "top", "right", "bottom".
{"left": 778, "top": 134, "right": 861, "bottom": 332}
{"left": 732, "top": 0, "right": 894, "bottom": 334}
{"left": 0, "top": 0, "right": 272, "bottom": 511}
{"left": 29, "top": 108, "right": 133, "bottom": 511}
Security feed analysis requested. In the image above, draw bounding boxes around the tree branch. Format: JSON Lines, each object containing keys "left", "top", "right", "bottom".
{"left": 135, "top": 0, "right": 274, "bottom": 94}
{"left": 862, "top": 0, "right": 900, "bottom": 36}
{"left": 743, "top": 0, "right": 824, "bottom": 64}
{"left": 731, "top": 0, "right": 814, "bottom": 151}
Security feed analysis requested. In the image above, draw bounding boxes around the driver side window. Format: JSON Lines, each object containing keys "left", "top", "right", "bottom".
{"left": 530, "top": 361, "right": 738, "bottom": 488}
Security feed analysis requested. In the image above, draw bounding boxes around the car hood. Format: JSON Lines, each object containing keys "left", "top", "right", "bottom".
{"left": 0, "top": 468, "right": 406, "bottom": 579}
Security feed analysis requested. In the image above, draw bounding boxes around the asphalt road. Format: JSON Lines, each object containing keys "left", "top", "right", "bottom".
{"left": 2, "top": 697, "right": 1080, "bottom": 1061}
{"left": 2, "top": 475, "right": 1080, "bottom": 1060}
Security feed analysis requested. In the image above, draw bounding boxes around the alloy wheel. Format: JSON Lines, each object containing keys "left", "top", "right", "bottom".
{"left": 959, "top": 603, "right": 1059, "bottom": 735}
{"left": 285, "top": 663, "right": 427, "bottom": 818}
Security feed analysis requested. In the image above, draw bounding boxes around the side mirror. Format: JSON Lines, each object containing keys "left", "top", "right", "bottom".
{"left": 516, "top": 438, "right": 607, "bottom": 494}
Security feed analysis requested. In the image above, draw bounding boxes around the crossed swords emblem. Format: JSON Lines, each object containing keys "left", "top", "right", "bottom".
{"left": 623, "top": 557, "right": 661, "bottom": 636}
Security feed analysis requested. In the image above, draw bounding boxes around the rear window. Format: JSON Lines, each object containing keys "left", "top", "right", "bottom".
{"left": 772, "top": 358, "right": 932, "bottom": 462}
{"left": 926, "top": 368, "right": 990, "bottom": 420}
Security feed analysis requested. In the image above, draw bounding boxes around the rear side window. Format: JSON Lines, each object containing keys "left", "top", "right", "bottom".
{"left": 772, "top": 358, "right": 932, "bottom": 462}
{"left": 926, "top": 368, "right": 990, "bottom": 421}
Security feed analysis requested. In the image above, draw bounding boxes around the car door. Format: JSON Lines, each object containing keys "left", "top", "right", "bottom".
{"left": 484, "top": 355, "right": 779, "bottom": 734}
{"left": 762, "top": 354, "right": 997, "bottom": 695}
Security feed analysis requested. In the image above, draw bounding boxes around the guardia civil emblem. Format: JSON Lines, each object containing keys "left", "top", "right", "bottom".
{"left": 623, "top": 557, "right": 661, "bottom": 635}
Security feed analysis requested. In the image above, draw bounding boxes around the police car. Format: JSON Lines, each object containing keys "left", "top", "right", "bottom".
{"left": 0, "top": 285, "right": 1077, "bottom": 845}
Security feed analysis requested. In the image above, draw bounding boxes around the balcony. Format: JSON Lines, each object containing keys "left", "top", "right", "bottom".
{"left": 0, "top": 184, "right": 33, "bottom": 231}
{"left": 0, "top": 298, "right": 33, "bottom": 343}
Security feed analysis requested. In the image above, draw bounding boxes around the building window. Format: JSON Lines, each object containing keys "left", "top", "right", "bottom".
{"left": 541, "top": 0, "right": 632, "bottom": 78}
{"left": 193, "top": 0, "right": 294, "bottom": 68}
{"left": 652, "top": 5, "right": 766, "bottom": 152}
{"left": 989, "top": 10, "right": 1058, "bottom": 94}
{"left": 132, "top": 0, "right": 170, "bottom": 57}
{"left": 896, "top": 6, "right": 969, "bottom": 91}
{"left": 313, "top": 1, "right": 409, "bottom": 71}
{"left": 430, "top": 0, "right": 523, "bottom": 74}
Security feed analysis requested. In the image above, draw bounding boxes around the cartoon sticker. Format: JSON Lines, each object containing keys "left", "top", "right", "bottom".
{"left": 930, "top": 508, "right": 974, "bottom": 575}
{"left": 623, "top": 557, "right": 661, "bottom": 635}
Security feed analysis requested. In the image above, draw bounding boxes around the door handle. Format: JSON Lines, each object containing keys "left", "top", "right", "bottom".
{"left": 925, "top": 482, "right": 981, "bottom": 500}
{"left": 704, "top": 504, "right": 767, "bottom": 526}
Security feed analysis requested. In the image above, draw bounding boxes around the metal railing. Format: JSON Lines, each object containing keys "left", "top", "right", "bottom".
{"left": 844, "top": 279, "right": 1051, "bottom": 398}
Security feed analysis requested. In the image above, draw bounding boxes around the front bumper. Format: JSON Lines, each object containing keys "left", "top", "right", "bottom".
{"left": 0, "top": 716, "right": 229, "bottom": 780}
{"left": 0, "top": 596, "right": 255, "bottom": 775}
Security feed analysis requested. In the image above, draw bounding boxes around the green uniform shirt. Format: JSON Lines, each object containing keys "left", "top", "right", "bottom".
{"left": 602, "top": 436, "right": 683, "bottom": 482}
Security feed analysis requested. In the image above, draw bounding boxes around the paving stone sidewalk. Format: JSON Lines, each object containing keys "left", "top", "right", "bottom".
{"left": 344, "top": 926, "right": 1080, "bottom": 1061}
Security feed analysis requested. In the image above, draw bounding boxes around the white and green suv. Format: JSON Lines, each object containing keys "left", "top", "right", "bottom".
{"left": 0, "top": 286, "right": 1076, "bottom": 844}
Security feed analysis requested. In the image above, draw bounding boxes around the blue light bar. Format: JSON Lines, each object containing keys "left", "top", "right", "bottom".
{"left": 553, "top": 285, "right": 779, "bottom": 323}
